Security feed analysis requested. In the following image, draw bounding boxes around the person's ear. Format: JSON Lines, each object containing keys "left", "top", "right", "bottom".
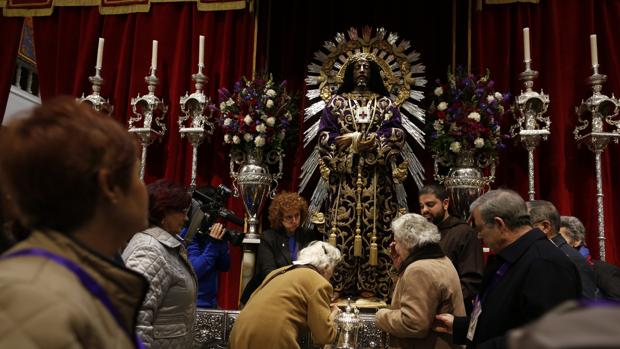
{"left": 97, "top": 168, "right": 119, "bottom": 204}
{"left": 442, "top": 198, "right": 450, "bottom": 211}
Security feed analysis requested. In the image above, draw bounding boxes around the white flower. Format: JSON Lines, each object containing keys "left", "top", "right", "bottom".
{"left": 266, "top": 89, "right": 277, "bottom": 98}
{"left": 243, "top": 133, "right": 253, "bottom": 142}
{"left": 433, "top": 120, "right": 444, "bottom": 131}
{"left": 256, "top": 124, "right": 267, "bottom": 133}
{"left": 468, "top": 112, "right": 481, "bottom": 122}
{"left": 487, "top": 95, "right": 495, "bottom": 104}
{"left": 219, "top": 102, "right": 227, "bottom": 110}
{"left": 474, "top": 137, "right": 485, "bottom": 148}
{"left": 285, "top": 112, "right": 292, "bottom": 121}
{"left": 437, "top": 102, "right": 448, "bottom": 111}
{"left": 226, "top": 98, "right": 235, "bottom": 107}
{"left": 434, "top": 87, "right": 444, "bottom": 96}
{"left": 494, "top": 92, "right": 503, "bottom": 100}
{"left": 232, "top": 135, "right": 241, "bottom": 144}
{"left": 254, "top": 136, "right": 266, "bottom": 147}
{"left": 244, "top": 114, "right": 253, "bottom": 125}
{"left": 266, "top": 99, "right": 274, "bottom": 109}
{"left": 450, "top": 141, "right": 461, "bottom": 153}
{"left": 266, "top": 117, "right": 276, "bottom": 127}
{"left": 223, "top": 118, "right": 232, "bottom": 126}
{"left": 224, "top": 134, "right": 232, "bottom": 144}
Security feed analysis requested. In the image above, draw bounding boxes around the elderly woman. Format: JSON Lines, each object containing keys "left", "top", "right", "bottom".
{"left": 0, "top": 97, "right": 149, "bottom": 348}
{"left": 230, "top": 241, "right": 341, "bottom": 349}
{"left": 240, "top": 191, "right": 318, "bottom": 304}
{"left": 376, "top": 213, "right": 465, "bottom": 349}
{"left": 559, "top": 216, "right": 590, "bottom": 259}
{"left": 122, "top": 179, "right": 198, "bottom": 348}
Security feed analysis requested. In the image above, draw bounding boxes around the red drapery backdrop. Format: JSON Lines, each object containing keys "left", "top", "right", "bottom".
{"left": 32, "top": 3, "right": 255, "bottom": 308}
{"left": 0, "top": 16, "right": 24, "bottom": 119}
{"left": 472, "top": 0, "right": 620, "bottom": 264}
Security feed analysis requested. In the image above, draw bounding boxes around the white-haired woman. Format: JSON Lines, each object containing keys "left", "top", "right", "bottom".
{"left": 229, "top": 241, "right": 341, "bottom": 349}
{"left": 376, "top": 213, "right": 465, "bottom": 349}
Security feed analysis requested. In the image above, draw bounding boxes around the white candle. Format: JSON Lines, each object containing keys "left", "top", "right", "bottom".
{"left": 151, "top": 40, "right": 158, "bottom": 70}
{"left": 523, "top": 27, "right": 531, "bottom": 62}
{"left": 199, "top": 35, "right": 205, "bottom": 66}
{"left": 590, "top": 34, "right": 599, "bottom": 67}
{"left": 96, "top": 37, "right": 105, "bottom": 69}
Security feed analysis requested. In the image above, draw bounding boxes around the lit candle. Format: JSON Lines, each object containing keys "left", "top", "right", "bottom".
{"left": 523, "top": 27, "right": 531, "bottom": 62}
{"left": 96, "top": 37, "right": 105, "bottom": 69}
{"left": 199, "top": 35, "right": 205, "bottom": 67}
{"left": 151, "top": 40, "right": 158, "bottom": 70}
{"left": 590, "top": 34, "right": 599, "bottom": 67}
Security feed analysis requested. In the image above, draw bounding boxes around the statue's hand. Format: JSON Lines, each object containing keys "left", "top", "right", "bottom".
{"left": 335, "top": 135, "right": 353, "bottom": 150}
{"left": 357, "top": 134, "right": 376, "bottom": 152}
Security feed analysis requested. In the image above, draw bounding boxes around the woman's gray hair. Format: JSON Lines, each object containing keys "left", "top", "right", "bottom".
{"left": 391, "top": 213, "right": 440, "bottom": 250}
{"left": 293, "top": 241, "right": 342, "bottom": 272}
{"left": 560, "top": 216, "right": 586, "bottom": 243}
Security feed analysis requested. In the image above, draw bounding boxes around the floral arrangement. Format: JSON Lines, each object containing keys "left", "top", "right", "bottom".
{"left": 426, "top": 67, "right": 511, "bottom": 167}
{"left": 218, "top": 76, "right": 297, "bottom": 153}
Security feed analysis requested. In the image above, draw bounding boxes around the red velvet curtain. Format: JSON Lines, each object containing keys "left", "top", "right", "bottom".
{"left": 472, "top": 0, "right": 620, "bottom": 264}
{"left": 0, "top": 16, "right": 24, "bottom": 121}
{"left": 32, "top": 3, "right": 255, "bottom": 309}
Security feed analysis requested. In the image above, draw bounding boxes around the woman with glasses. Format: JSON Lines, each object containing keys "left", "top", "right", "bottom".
{"left": 376, "top": 213, "right": 465, "bottom": 349}
{"left": 240, "top": 191, "right": 318, "bottom": 304}
{"left": 230, "top": 241, "right": 341, "bottom": 349}
{"left": 122, "top": 179, "right": 197, "bottom": 349}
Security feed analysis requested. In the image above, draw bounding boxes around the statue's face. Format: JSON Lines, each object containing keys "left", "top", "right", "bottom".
{"left": 353, "top": 58, "right": 370, "bottom": 89}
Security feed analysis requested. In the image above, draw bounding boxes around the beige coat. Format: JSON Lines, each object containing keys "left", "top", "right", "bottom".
{"left": 376, "top": 256, "right": 465, "bottom": 349}
{"left": 0, "top": 231, "right": 147, "bottom": 349}
{"left": 229, "top": 266, "right": 338, "bottom": 349}
{"left": 122, "top": 227, "right": 197, "bottom": 349}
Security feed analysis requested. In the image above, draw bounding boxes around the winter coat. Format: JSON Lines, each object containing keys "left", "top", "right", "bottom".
{"left": 0, "top": 230, "right": 147, "bottom": 349}
{"left": 123, "top": 226, "right": 197, "bottom": 349}
{"left": 376, "top": 256, "right": 465, "bottom": 349}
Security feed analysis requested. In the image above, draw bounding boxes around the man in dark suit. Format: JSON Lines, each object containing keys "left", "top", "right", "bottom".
{"left": 527, "top": 200, "right": 597, "bottom": 299}
{"left": 434, "top": 189, "right": 581, "bottom": 348}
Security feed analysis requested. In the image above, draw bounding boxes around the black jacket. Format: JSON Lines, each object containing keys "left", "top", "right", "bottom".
{"left": 437, "top": 216, "right": 484, "bottom": 304}
{"left": 550, "top": 234, "right": 597, "bottom": 299}
{"left": 240, "top": 227, "right": 318, "bottom": 304}
{"left": 453, "top": 229, "right": 581, "bottom": 349}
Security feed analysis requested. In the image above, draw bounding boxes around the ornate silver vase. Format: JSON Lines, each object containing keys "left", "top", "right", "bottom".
{"left": 436, "top": 150, "right": 495, "bottom": 220}
{"left": 230, "top": 148, "right": 283, "bottom": 239}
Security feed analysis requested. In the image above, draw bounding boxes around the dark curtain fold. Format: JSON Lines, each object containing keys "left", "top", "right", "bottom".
{"left": 0, "top": 16, "right": 24, "bottom": 122}
{"left": 473, "top": 0, "right": 620, "bottom": 264}
{"left": 32, "top": 3, "right": 255, "bottom": 309}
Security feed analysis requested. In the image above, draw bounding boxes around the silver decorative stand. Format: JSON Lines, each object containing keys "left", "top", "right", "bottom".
{"left": 573, "top": 65, "right": 620, "bottom": 261}
{"left": 192, "top": 308, "right": 389, "bottom": 348}
{"left": 129, "top": 68, "right": 168, "bottom": 180}
{"left": 510, "top": 59, "right": 550, "bottom": 201}
{"left": 78, "top": 67, "right": 114, "bottom": 115}
{"left": 179, "top": 64, "right": 215, "bottom": 190}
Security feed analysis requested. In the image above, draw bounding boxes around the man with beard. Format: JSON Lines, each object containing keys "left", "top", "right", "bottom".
{"left": 419, "top": 184, "right": 484, "bottom": 312}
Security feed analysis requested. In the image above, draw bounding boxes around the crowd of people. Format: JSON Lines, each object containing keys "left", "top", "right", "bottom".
{"left": 1, "top": 97, "right": 620, "bottom": 349}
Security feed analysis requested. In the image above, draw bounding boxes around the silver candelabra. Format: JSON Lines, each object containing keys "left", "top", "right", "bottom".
{"left": 573, "top": 64, "right": 620, "bottom": 261}
{"left": 178, "top": 64, "right": 215, "bottom": 190}
{"left": 78, "top": 67, "right": 114, "bottom": 115}
{"left": 129, "top": 67, "right": 168, "bottom": 180}
{"left": 510, "top": 59, "right": 551, "bottom": 201}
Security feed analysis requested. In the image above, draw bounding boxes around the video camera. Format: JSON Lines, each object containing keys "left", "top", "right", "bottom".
{"left": 188, "top": 184, "right": 245, "bottom": 246}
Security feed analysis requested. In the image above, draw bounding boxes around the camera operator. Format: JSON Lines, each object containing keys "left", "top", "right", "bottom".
{"left": 184, "top": 185, "right": 244, "bottom": 309}
{"left": 187, "top": 222, "right": 230, "bottom": 309}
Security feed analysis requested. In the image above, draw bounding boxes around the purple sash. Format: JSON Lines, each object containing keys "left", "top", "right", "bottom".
{"left": 1, "top": 247, "right": 144, "bottom": 349}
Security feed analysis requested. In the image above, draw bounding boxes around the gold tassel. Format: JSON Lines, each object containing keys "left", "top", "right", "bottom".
{"left": 354, "top": 233, "right": 362, "bottom": 257}
{"left": 329, "top": 227, "right": 338, "bottom": 246}
{"left": 369, "top": 241, "right": 378, "bottom": 266}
